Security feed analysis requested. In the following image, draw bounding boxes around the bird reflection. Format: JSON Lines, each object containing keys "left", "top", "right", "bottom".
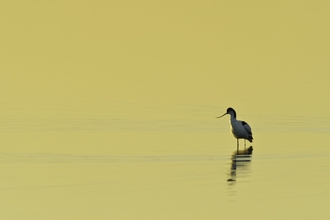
{"left": 227, "top": 146, "right": 253, "bottom": 183}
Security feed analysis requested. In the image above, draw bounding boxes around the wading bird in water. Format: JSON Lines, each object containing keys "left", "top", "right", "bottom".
{"left": 217, "top": 107, "right": 253, "bottom": 151}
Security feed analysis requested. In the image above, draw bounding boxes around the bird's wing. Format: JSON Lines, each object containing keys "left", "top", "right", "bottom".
{"left": 241, "top": 121, "right": 252, "bottom": 134}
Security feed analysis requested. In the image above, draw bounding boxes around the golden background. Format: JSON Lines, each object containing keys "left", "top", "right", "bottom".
{"left": 1, "top": 0, "right": 329, "bottom": 116}
{"left": 0, "top": 1, "right": 330, "bottom": 219}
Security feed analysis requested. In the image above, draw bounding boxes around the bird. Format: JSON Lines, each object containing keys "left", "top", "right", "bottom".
{"left": 216, "top": 107, "right": 253, "bottom": 151}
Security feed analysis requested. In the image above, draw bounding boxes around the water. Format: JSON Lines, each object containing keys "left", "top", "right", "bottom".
{"left": 1, "top": 104, "right": 330, "bottom": 219}
{"left": 2, "top": 1, "right": 330, "bottom": 218}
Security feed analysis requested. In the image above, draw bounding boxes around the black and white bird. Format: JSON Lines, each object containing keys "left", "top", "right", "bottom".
{"left": 217, "top": 107, "right": 253, "bottom": 151}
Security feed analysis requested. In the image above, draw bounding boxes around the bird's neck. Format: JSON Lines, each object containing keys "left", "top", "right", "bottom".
{"left": 229, "top": 113, "right": 237, "bottom": 122}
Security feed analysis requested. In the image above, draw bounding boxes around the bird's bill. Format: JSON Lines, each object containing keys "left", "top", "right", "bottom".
{"left": 216, "top": 113, "right": 227, "bottom": 118}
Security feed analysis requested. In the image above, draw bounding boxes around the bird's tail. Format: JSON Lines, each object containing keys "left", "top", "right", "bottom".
{"left": 247, "top": 135, "right": 253, "bottom": 142}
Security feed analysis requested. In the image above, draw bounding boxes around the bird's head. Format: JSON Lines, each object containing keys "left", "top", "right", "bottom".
{"left": 216, "top": 107, "right": 236, "bottom": 119}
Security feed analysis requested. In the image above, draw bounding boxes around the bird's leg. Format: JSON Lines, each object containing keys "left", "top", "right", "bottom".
{"left": 244, "top": 140, "right": 246, "bottom": 150}
{"left": 237, "top": 139, "right": 239, "bottom": 152}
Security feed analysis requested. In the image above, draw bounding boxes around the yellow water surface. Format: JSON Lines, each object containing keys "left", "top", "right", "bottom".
{"left": 1, "top": 0, "right": 330, "bottom": 219}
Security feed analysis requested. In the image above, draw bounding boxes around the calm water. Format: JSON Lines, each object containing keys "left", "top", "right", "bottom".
{"left": 2, "top": 1, "right": 330, "bottom": 219}
{"left": 1, "top": 104, "right": 330, "bottom": 220}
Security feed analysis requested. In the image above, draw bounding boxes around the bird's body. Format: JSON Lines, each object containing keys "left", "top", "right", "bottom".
{"left": 217, "top": 108, "right": 253, "bottom": 151}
